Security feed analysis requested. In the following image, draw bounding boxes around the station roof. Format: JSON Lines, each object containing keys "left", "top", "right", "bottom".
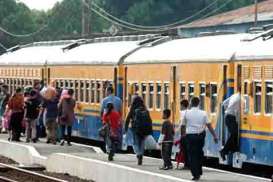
{"left": 179, "top": 0, "right": 273, "bottom": 29}
{"left": 48, "top": 41, "right": 141, "bottom": 65}
{"left": 124, "top": 34, "right": 248, "bottom": 64}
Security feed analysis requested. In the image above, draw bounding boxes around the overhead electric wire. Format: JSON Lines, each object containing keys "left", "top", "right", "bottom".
{"left": 0, "top": 24, "right": 47, "bottom": 38}
{"left": 90, "top": 0, "right": 220, "bottom": 29}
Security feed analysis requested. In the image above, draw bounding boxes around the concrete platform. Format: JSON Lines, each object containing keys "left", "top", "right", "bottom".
{"left": 0, "top": 134, "right": 270, "bottom": 182}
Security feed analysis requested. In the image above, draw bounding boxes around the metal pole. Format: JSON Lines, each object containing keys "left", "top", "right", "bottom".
{"left": 82, "top": 0, "right": 91, "bottom": 37}
{"left": 254, "top": 0, "right": 258, "bottom": 26}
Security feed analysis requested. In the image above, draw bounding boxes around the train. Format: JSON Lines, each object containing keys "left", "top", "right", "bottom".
{"left": 0, "top": 29, "right": 273, "bottom": 168}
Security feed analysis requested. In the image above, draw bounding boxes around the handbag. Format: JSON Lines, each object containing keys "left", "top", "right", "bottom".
{"left": 98, "top": 123, "right": 109, "bottom": 138}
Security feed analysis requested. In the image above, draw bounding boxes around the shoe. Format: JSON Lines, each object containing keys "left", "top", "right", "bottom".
{"left": 26, "top": 139, "right": 30, "bottom": 143}
{"left": 108, "top": 154, "right": 113, "bottom": 161}
{"left": 31, "top": 139, "right": 37, "bottom": 143}
{"left": 159, "top": 166, "right": 167, "bottom": 170}
{"left": 60, "top": 140, "right": 65, "bottom": 146}
{"left": 137, "top": 155, "right": 143, "bottom": 165}
{"left": 192, "top": 176, "right": 200, "bottom": 181}
{"left": 46, "top": 139, "right": 50, "bottom": 144}
{"left": 220, "top": 150, "right": 226, "bottom": 161}
{"left": 67, "top": 142, "right": 72, "bottom": 146}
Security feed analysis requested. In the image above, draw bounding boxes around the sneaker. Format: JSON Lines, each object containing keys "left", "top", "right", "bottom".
{"left": 192, "top": 176, "right": 200, "bottom": 181}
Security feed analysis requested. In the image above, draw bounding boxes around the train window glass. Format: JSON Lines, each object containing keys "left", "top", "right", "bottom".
{"left": 265, "top": 82, "right": 273, "bottom": 114}
{"left": 85, "top": 81, "right": 90, "bottom": 103}
{"left": 75, "top": 81, "right": 79, "bottom": 101}
{"left": 148, "top": 83, "right": 154, "bottom": 109}
{"left": 60, "top": 80, "right": 64, "bottom": 88}
{"left": 188, "top": 83, "right": 195, "bottom": 102}
{"left": 141, "top": 83, "right": 147, "bottom": 104}
{"left": 96, "top": 81, "right": 101, "bottom": 103}
{"left": 179, "top": 83, "right": 186, "bottom": 109}
{"left": 254, "top": 82, "right": 262, "bottom": 113}
{"left": 91, "top": 81, "right": 95, "bottom": 103}
{"left": 243, "top": 82, "right": 250, "bottom": 114}
{"left": 80, "top": 81, "right": 84, "bottom": 102}
{"left": 199, "top": 83, "right": 206, "bottom": 110}
{"left": 56, "top": 80, "right": 59, "bottom": 88}
{"left": 65, "top": 80, "right": 69, "bottom": 88}
{"left": 156, "top": 83, "right": 162, "bottom": 109}
{"left": 210, "top": 84, "right": 217, "bottom": 113}
{"left": 164, "top": 83, "right": 169, "bottom": 109}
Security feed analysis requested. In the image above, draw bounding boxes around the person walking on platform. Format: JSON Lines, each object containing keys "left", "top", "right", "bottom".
{"left": 100, "top": 86, "right": 122, "bottom": 117}
{"left": 102, "top": 102, "right": 122, "bottom": 161}
{"left": 0, "top": 85, "right": 10, "bottom": 133}
{"left": 179, "top": 99, "right": 190, "bottom": 169}
{"left": 8, "top": 88, "right": 24, "bottom": 142}
{"left": 58, "top": 89, "right": 75, "bottom": 146}
{"left": 42, "top": 94, "right": 59, "bottom": 145}
{"left": 158, "top": 109, "right": 174, "bottom": 170}
{"left": 125, "top": 96, "right": 153, "bottom": 165}
{"left": 181, "top": 97, "right": 218, "bottom": 181}
{"left": 220, "top": 92, "right": 240, "bottom": 161}
{"left": 24, "top": 90, "right": 40, "bottom": 143}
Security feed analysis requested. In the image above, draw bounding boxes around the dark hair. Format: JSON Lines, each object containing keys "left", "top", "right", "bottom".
{"left": 106, "top": 86, "right": 114, "bottom": 94}
{"left": 106, "top": 102, "right": 114, "bottom": 116}
{"left": 68, "top": 89, "right": 74, "bottom": 96}
{"left": 191, "top": 97, "right": 200, "bottom": 107}
{"left": 30, "top": 90, "right": 37, "bottom": 97}
{"left": 16, "top": 87, "right": 22, "bottom": 93}
{"left": 163, "top": 109, "right": 171, "bottom": 119}
{"left": 131, "top": 96, "right": 145, "bottom": 109}
{"left": 180, "top": 99, "right": 189, "bottom": 108}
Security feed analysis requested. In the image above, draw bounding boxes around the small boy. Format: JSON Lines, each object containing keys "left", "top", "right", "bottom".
{"left": 159, "top": 109, "right": 174, "bottom": 170}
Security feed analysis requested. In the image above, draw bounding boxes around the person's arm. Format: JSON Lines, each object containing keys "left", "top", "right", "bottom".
{"left": 222, "top": 97, "right": 230, "bottom": 109}
{"left": 124, "top": 107, "right": 133, "bottom": 132}
{"left": 100, "top": 99, "right": 105, "bottom": 118}
{"left": 207, "top": 123, "right": 218, "bottom": 144}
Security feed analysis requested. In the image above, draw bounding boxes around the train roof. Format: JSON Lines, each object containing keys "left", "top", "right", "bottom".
{"left": 47, "top": 41, "right": 141, "bottom": 65}
{"left": 0, "top": 41, "right": 73, "bottom": 66}
{"left": 123, "top": 34, "right": 248, "bottom": 64}
{"left": 235, "top": 36, "right": 273, "bottom": 61}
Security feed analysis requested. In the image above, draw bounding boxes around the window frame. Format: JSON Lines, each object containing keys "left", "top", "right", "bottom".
{"left": 188, "top": 82, "right": 195, "bottom": 102}
{"left": 199, "top": 82, "right": 206, "bottom": 110}
{"left": 148, "top": 82, "right": 154, "bottom": 110}
{"left": 253, "top": 81, "right": 262, "bottom": 114}
{"left": 163, "top": 82, "right": 170, "bottom": 109}
{"left": 210, "top": 83, "right": 218, "bottom": 114}
{"left": 265, "top": 81, "right": 273, "bottom": 115}
{"left": 156, "top": 82, "right": 162, "bottom": 111}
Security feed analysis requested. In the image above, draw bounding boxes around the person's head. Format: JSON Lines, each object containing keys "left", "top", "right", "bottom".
{"left": 162, "top": 109, "right": 171, "bottom": 120}
{"left": 132, "top": 95, "right": 144, "bottom": 109}
{"left": 180, "top": 99, "right": 189, "bottom": 110}
{"left": 30, "top": 90, "right": 37, "bottom": 97}
{"left": 106, "top": 86, "right": 114, "bottom": 96}
{"left": 15, "top": 87, "right": 22, "bottom": 94}
{"left": 33, "top": 80, "right": 41, "bottom": 90}
{"left": 67, "top": 89, "right": 74, "bottom": 96}
{"left": 2, "top": 85, "right": 8, "bottom": 93}
{"left": 106, "top": 102, "right": 114, "bottom": 115}
{"left": 191, "top": 97, "right": 200, "bottom": 107}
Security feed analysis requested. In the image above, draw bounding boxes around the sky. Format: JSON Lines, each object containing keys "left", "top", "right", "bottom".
{"left": 17, "top": 0, "right": 63, "bottom": 11}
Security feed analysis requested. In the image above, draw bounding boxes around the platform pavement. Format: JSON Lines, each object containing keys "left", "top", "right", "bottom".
{"left": 0, "top": 134, "right": 270, "bottom": 182}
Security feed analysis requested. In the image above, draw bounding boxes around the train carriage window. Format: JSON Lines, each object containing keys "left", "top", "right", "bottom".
{"left": 56, "top": 80, "right": 60, "bottom": 88}
{"left": 141, "top": 83, "right": 147, "bottom": 104}
{"left": 85, "top": 81, "right": 90, "bottom": 103}
{"left": 254, "top": 82, "right": 262, "bottom": 113}
{"left": 164, "top": 83, "right": 169, "bottom": 109}
{"left": 156, "top": 83, "right": 162, "bottom": 109}
{"left": 210, "top": 84, "right": 218, "bottom": 113}
{"left": 243, "top": 81, "right": 250, "bottom": 114}
{"left": 265, "top": 82, "right": 273, "bottom": 114}
{"left": 65, "top": 80, "right": 69, "bottom": 89}
{"left": 75, "top": 81, "right": 79, "bottom": 101}
{"left": 80, "top": 81, "right": 84, "bottom": 102}
{"left": 91, "top": 81, "right": 95, "bottom": 103}
{"left": 60, "top": 80, "right": 64, "bottom": 88}
{"left": 188, "top": 83, "right": 195, "bottom": 102}
{"left": 199, "top": 83, "right": 206, "bottom": 110}
{"left": 179, "top": 83, "right": 186, "bottom": 107}
{"left": 148, "top": 83, "right": 154, "bottom": 109}
{"left": 96, "top": 81, "right": 101, "bottom": 103}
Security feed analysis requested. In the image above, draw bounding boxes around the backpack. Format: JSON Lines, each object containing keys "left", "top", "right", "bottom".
{"left": 133, "top": 107, "right": 153, "bottom": 136}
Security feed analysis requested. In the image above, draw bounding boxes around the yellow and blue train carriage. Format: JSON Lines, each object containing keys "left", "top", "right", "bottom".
{"left": 233, "top": 33, "right": 273, "bottom": 167}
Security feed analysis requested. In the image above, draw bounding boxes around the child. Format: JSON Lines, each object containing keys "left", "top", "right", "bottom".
{"left": 102, "top": 102, "right": 121, "bottom": 161}
{"left": 159, "top": 109, "right": 174, "bottom": 170}
{"left": 174, "top": 138, "right": 185, "bottom": 169}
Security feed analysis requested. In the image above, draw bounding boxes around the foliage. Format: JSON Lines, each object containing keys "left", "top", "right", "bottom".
{"left": 0, "top": 0, "right": 262, "bottom": 53}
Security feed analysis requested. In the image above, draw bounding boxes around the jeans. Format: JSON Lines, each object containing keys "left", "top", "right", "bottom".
{"left": 61, "top": 125, "right": 72, "bottom": 143}
{"left": 46, "top": 118, "right": 57, "bottom": 143}
{"left": 10, "top": 112, "right": 24, "bottom": 141}
{"left": 26, "top": 118, "right": 37, "bottom": 141}
{"left": 186, "top": 132, "right": 206, "bottom": 178}
{"left": 161, "top": 142, "right": 173, "bottom": 167}
{"left": 132, "top": 130, "right": 145, "bottom": 156}
{"left": 222, "top": 114, "right": 238, "bottom": 155}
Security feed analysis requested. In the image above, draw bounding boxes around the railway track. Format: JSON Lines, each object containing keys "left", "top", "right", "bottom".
{"left": 0, "top": 163, "right": 67, "bottom": 182}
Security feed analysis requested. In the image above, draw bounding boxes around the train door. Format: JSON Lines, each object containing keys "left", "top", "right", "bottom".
{"left": 171, "top": 66, "right": 178, "bottom": 124}
{"left": 236, "top": 64, "right": 242, "bottom": 149}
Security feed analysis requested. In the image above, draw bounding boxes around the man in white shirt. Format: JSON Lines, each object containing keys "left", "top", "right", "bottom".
{"left": 220, "top": 92, "right": 240, "bottom": 160}
{"left": 181, "top": 97, "right": 218, "bottom": 181}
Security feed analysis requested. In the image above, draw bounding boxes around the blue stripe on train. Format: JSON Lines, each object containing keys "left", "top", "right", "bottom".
{"left": 241, "top": 129, "right": 273, "bottom": 137}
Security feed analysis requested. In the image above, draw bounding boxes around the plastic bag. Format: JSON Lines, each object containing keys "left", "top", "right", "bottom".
{"left": 144, "top": 135, "right": 158, "bottom": 150}
{"left": 122, "top": 134, "right": 128, "bottom": 151}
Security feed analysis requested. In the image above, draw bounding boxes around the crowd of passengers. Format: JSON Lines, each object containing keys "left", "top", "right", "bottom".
{"left": 0, "top": 80, "right": 239, "bottom": 181}
{"left": 0, "top": 80, "right": 75, "bottom": 146}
